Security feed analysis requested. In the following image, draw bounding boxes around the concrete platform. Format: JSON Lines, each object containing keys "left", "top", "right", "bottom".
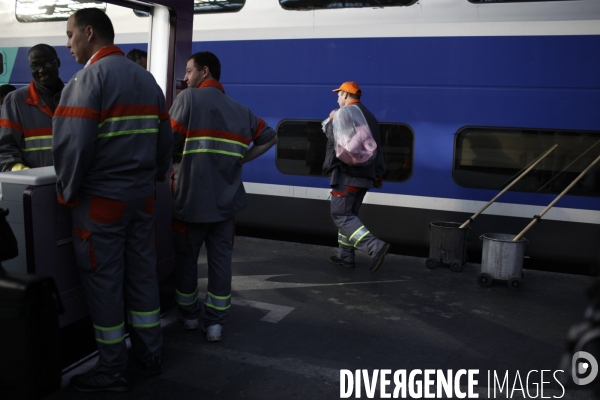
{"left": 46, "top": 237, "right": 597, "bottom": 399}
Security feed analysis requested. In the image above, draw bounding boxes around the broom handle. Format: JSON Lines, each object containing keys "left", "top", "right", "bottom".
{"left": 459, "top": 144, "right": 558, "bottom": 229}
{"left": 537, "top": 139, "right": 600, "bottom": 192}
{"left": 513, "top": 154, "right": 600, "bottom": 241}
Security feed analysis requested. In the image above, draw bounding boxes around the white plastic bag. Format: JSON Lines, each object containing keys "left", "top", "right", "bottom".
{"left": 332, "top": 105, "right": 377, "bottom": 166}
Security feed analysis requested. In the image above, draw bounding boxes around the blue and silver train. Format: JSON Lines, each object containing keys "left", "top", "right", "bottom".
{"left": 0, "top": 0, "right": 598, "bottom": 291}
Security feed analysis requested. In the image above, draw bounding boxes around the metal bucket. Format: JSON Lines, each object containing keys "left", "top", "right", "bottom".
{"left": 479, "top": 233, "right": 528, "bottom": 290}
{"left": 426, "top": 222, "right": 470, "bottom": 272}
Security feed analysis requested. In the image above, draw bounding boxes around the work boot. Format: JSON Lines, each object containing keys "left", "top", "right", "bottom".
{"left": 329, "top": 255, "right": 355, "bottom": 268}
{"left": 141, "top": 356, "right": 163, "bottom": 377}
{"left": 370, "top": 243, "right": 391, "bottom": 273}
{"left": 204, "top": 323, "right": 222, "bottom": 342}
{"left": 179, "top": 315, "right": 199, "bottom": 330}
{"left": 71, "top": 368, "right": 132, "bottom": 393}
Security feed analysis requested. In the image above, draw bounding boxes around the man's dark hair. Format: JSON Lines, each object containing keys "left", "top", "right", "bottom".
{"left": 72, "top": 8, "right": 115, "bottom": 43}
{"left": 127, "top": 48, "right": 147, "bottom": 64}
{"left": 28, "top": 44, "right": 58, "bottom": 58}
{"left": 0, "top": 84, "right": 16, "bottom": 97}
{"left": 188, "top": 51, "right": 221, "bottom": 81}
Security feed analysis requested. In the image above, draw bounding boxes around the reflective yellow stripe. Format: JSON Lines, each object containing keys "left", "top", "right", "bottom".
{"left": 98, "top": 115, "right": 158, "bottom": 128}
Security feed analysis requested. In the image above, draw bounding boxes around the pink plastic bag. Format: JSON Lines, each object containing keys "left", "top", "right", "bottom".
{"left": 332, "top": 105, "right": 377, "bottom": 166}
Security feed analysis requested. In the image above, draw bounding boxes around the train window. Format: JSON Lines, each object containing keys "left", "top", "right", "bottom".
{"left": 454, "top": 127, "right": 600, "bottom": 197}
{"left": 276, "top": 120, "right": 413, "bottom": 182}
{"left": 0, "top": 51, "right": 4, "bottom": 76}
{"left": 16, "top": 1, "right": 106, "bottom": 23}
{"left": 134, "top": 0, "right": 244, "bottom": 16}
{"left": 280, "top": 0, "right": 416, "bottom": 9}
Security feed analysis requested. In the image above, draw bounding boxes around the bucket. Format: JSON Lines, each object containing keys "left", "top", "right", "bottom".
{"left": 426, "top": 222, "right": 470, "bottom": 272}
{"left": 479, "top": 233, "right": 528, "bottom": 290}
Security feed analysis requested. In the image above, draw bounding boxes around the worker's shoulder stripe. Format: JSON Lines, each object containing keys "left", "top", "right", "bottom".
{"left": 0, "top": 119, "right": 24, "bottom": 132}
{"left": 253, "top": 118, "right": 266, "bottom": 141}
{"left": 187, "top": 129, "right": 251, "bottom": 146}
{"left": 55, "top": 106, "right": 100, "bottom": 120}
{"left": 170, "top": 118, "right": 188, "bottom": 136}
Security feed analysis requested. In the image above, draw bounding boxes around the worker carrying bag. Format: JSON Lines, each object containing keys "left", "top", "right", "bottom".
{"left": 332, "top": 104, "right": 377, "bottom": 166}
{"left": 0, "top": 208, "right": 64, "bottom": 400}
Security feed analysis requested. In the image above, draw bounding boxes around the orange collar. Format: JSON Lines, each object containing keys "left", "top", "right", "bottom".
{"left": 88, "top": 45, "right": 125, "bottom": 66}
{"left": 25, "top": 81, "right": 53, "bottom": 118}
{"left": 347, "top": 99, "right": 361, "bottom": 106}
{"left": 198, "top": 79, "right": 225, "bottom": 93}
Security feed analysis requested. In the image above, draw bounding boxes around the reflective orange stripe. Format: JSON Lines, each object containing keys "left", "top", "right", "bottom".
{"left": 0, "top": 119, "right": 24, "bottom": 132}
{"left": 100, "top": 104, "right": 161, "bottom": 121}
{"left": 23, "top": 127, "right": 52, "bottom": 138}
{"left": 345, "top": 185, "right": 360, "bottom": 194}
{"left": 171, "top": 119, "right": 188, "bottom": 136}
{"left": 187, "top": 128, "right": 251, "bottom": 145}
{"left": 253, "top": 118, "right": 265, "bottom": 140}
{"left": 331, "top": 190, "right": 347, "bottom": 197}
{"left": 55, "top": 106, "right": 100, "bottom": 120}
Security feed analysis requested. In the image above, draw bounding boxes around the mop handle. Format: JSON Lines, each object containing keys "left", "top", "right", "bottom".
{"left": 513, "top": 153, "right": 600, "bottom": 241}
{"left": 537, "top": 139, "right": 600, "bottom": 192}
{"left": 459, "top": 144, "right": 559, "bottom": 229}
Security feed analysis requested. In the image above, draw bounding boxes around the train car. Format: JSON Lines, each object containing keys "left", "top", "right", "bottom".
{"left": 1, "top": 0, "right": 599, "bottom": 282}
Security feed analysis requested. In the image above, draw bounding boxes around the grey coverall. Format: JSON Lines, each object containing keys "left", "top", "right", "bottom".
{"left": 169, "top": 79, "right": 276, "bottom": 326}
{"left": 52, "top": 46, "right": 173, "bottom": 373}
{"left": 323, "top": 100, "right": 388, "bottom": 263}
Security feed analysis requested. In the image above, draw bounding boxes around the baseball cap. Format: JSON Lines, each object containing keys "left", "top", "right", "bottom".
{"left": 332, "top": 82, "right": 362, "bottom": 96}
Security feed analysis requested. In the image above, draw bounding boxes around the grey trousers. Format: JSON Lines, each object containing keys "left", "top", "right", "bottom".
{"left": 172, "top": 217, "right": 234, "bottom": 326}
{"left": 330, "top": 184, "right": 385, "bottom": 263}
{"left": 71, "top": 193, "right": 162, "bottom": 373}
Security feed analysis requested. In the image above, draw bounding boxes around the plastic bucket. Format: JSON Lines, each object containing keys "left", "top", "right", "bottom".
{"left": 428, "top": 222, "right": 470, "bottom": 265}
{"left": 480, "top": 233, "right": 528, "bottom": 281}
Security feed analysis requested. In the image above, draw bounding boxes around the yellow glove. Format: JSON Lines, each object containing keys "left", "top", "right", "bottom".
{"left": 11, "top": 163, "right": 29, "bottom": 171}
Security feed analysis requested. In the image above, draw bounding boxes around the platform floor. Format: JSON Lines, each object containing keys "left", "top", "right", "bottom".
{"left": 46, "top": 237, "right": 596, "bottom": 400}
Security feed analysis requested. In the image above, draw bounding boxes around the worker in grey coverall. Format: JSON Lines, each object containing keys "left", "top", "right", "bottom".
{"left": 52, "top": 8, "right": 172, "bottom": 393}
{"left": 323, "top": 81, "right": 391, "bottom": 273}
{"left": 169, "top": 51, "right": 278, "bottom": 342}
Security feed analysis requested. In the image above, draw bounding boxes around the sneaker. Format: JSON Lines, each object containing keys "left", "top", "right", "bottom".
{"left": 370, "top": 243, "right": 391, "bottom": 273}
{"left": 203, "top": 323, "right": 222, "bottom": 342}
{"left": 70, "top": 369, "right": 132, "bottom": 393}
{"left": 142, "top": 356, "right": 163, "bottom": 377}
{"left": 329, "top": 255, "right": 355, "bottom": 268}
{"left": 179, "top": 315, "right": 199, "bottom": 330}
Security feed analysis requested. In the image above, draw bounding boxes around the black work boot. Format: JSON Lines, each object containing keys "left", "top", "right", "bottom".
{"left": 370, "top": 243, "right": 391, "bottom": 273}
{"left": 142, "top": 356, "right": 164, "bottom": 376}
{"left": 70, "top": 368, "right": 132, "bottom": 392}
{"left": 329, "top": 255, "right": 355, "bottom": 268}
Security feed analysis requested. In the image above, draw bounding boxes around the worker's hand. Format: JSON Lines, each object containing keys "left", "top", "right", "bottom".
{"left": 374, "top": 177, "right": 383, "bottom": 189}
{"left": 11, "top": 163, "right": 29, "bottom": 171}
{"left": 329, "top": 109, "right": 338, "bottom": 120}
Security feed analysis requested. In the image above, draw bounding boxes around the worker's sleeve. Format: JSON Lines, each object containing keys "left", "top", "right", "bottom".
{"left": 52, "top": 77, "right": 101, "bottom": 205}
{"left": 249, "top": 114, "right": 276, "bottom": 146}
{"left": 0, "top": 94, "right": 26, "bottom": 172}
{"left": 155, "top": 93, "right": 173, "bottom": 182}
{"left": 169, "top": 94, "right": 190, "bottom": 164}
